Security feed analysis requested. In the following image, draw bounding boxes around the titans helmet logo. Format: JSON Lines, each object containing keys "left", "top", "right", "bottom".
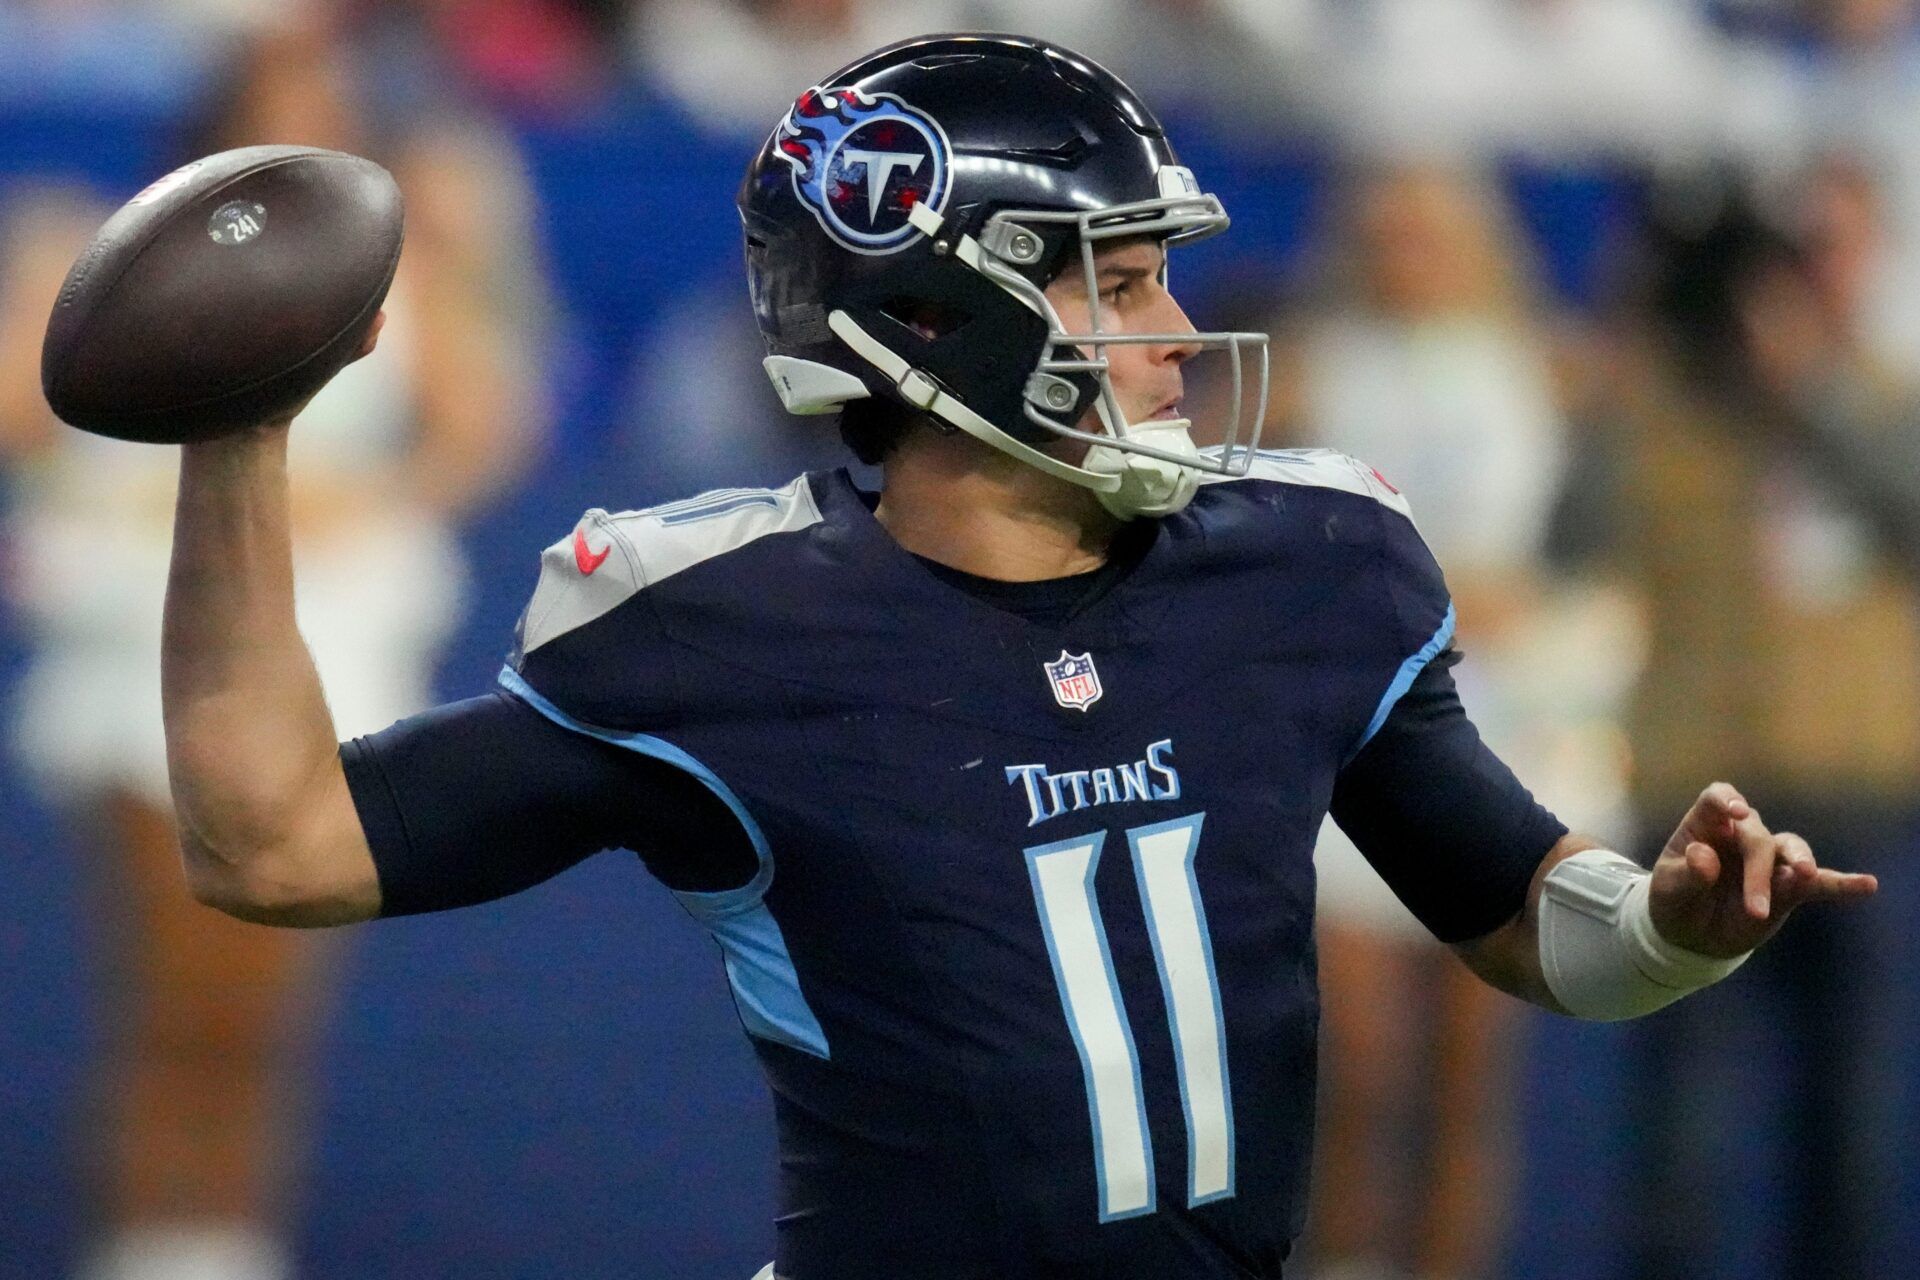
{"left": 776, "top": 87, "right": 952, "bottom": 254}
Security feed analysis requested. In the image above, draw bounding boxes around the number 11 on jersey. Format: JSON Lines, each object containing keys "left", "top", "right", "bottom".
{"left": 1024, "top": 812, "right": 1235, "bottom": 1222}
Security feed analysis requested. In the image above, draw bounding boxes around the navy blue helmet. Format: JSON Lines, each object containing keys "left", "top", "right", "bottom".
{"left": 739, "top": 33, "right": 1268, "bottom": 517}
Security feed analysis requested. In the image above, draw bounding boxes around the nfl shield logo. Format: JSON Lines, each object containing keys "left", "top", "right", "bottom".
{"left": 1044, "top": 650, "right": 1103, "bottom": 712}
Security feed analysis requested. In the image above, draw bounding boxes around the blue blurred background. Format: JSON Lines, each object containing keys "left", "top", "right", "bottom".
{"left": 2, "top": 3, "right": 1917, "bottom": 1279}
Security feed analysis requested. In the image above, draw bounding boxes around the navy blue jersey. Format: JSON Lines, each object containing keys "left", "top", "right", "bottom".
{"left": 420, "top": 451, "right": 1556, "bottom": 1279}
{"left": 342, "top": 452, "right": 1565, "bottom": 1276}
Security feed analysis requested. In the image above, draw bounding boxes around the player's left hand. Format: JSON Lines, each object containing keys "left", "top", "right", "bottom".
{"left": 1647, "top": 782, "right": 1879, "bottom": 959}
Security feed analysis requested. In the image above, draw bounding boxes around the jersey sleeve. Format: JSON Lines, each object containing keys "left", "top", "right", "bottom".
{"left": 506, "top": 508, "right": 679, "bottom": 731}
{"left": 342, "top": 503, "right": 794, "bottom": 918}
{"left": 1328, "top": 648, "right": 1568, "bottom": 943}
{"left": 1348, "top": 463, "right": 1459, "bottom": 761}
{"left": 341, "top": 690, "right": 757, "bottom": 917}
{"left": 1223, "top": 449, "right": 1459, "bottom": 761}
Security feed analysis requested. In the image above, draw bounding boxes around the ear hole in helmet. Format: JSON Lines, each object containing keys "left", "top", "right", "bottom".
{"left": 879, "top": 296, "right": 973, "bottom": 341}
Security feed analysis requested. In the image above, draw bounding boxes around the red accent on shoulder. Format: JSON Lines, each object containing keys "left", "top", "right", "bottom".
{"left": 573, "top": 527, "right": 611, "bottom": 576}
{"left": 1369, "top": 466, "right": 1400, "bottom": 495}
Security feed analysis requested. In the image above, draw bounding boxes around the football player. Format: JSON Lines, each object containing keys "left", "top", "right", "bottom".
{"left": 159, "top": 34, "right": 1878, "bottom": 1280}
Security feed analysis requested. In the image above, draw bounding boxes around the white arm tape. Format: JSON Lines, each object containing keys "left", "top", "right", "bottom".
{"left": 1538, "top": 850, "right": 1750, "bottom": 1021}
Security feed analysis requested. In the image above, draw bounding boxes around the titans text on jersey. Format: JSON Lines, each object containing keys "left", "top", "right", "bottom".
{"left": 1005, "top": 739, "right": 1181, "bottom": 827}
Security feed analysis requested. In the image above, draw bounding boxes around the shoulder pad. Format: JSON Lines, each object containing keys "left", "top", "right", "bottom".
{"left": 518, "top": 475, "right": 821, "bottom": 657}
{"left": 1200, "top": 447, "right": 1414, "bottom": 521}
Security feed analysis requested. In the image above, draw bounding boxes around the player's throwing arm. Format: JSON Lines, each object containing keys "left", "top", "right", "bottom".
{"left": 40, "top": 147, "right": 398, "bottom": 926}
{"left": 161, "top": 414, "right": 384, "bottom": 924}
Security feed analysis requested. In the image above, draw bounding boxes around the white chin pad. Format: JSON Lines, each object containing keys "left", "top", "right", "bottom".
{"left": 1084, "top": 419, "right": 1203, "bottom": 518}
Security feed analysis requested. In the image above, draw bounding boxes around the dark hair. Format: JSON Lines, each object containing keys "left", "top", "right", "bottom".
{"left": 837, "top": 397, "right": 929, "bottom": 465}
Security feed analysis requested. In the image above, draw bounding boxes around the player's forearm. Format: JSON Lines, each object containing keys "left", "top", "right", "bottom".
{"left": 162, "top": 424, "right": 343, "bottom": 899}
{"left": 1450, "top": 832, "right": 1605, "bottom": 1013}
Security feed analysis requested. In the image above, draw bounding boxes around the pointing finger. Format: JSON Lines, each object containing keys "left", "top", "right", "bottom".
{"left": 1801, "top": 868, "right": 1880, "bottom": 901}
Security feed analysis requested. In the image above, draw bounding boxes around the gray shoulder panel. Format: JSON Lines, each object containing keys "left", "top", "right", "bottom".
{"left": 1200, "top": 446, "right": 1415, "bottom": 521}
{"left": 519, "top": 474, "right": 822, "bottom": 656}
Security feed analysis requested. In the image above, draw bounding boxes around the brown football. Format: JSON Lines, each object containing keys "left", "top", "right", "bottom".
{"left": 40, "top": 145, "right": 403, "bottom": 443}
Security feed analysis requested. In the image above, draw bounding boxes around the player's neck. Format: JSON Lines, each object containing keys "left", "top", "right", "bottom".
{"left": 873, "top": 431, "right": 1122, "bottom": 582}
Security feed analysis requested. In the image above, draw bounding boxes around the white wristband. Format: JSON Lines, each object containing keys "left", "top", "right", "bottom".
{"left": 1538, "top": 850, "right": 1750, "bottom": 1021}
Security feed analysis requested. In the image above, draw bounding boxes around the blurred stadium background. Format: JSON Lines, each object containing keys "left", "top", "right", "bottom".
{"left": 2, "top": 2, "right": 1918, "bottom": 1278}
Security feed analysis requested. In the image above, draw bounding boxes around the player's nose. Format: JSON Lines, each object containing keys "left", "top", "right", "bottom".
{"left": 1148, "top": 288, "right": 1203, "bottom": 365}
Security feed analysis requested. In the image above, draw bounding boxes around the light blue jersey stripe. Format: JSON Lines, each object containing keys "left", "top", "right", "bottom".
{"left": 1354, "top": 603, "right": 1456, "bottom": 756}
{"left": 645, "top": 486, "right": 764, "bottom": 515}
{"left": 657, "top": 494, "right": 784, "bottom": 525}
{"left": 497, "top": 665, "right": 829, "bottom": 1059}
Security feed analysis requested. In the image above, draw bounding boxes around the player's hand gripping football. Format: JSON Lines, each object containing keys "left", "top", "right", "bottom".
{"left": 1646, "top": 782, "right": 1878, "bottom": 959}
{"left": 260, "top": 309, "right": 385, "bottom": 431}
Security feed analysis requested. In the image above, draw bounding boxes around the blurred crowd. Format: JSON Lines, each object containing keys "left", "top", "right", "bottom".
{"left": 1, "top": 2, "right": 1917, "bottom": 1280}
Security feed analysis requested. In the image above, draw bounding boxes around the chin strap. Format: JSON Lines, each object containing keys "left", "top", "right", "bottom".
{"left": 794, "top": 202, "right": 1206, "bottom": 519}
{"left": 827, "top": 309, "right": 1128, "bottom": 493}
{"left": 826, "top": 308, "right": 1207, "bottom": 518}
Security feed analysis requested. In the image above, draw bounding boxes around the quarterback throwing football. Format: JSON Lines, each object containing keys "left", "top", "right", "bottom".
{"left": 160, "top": 34, "right": 1875, "bottom": 1279}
